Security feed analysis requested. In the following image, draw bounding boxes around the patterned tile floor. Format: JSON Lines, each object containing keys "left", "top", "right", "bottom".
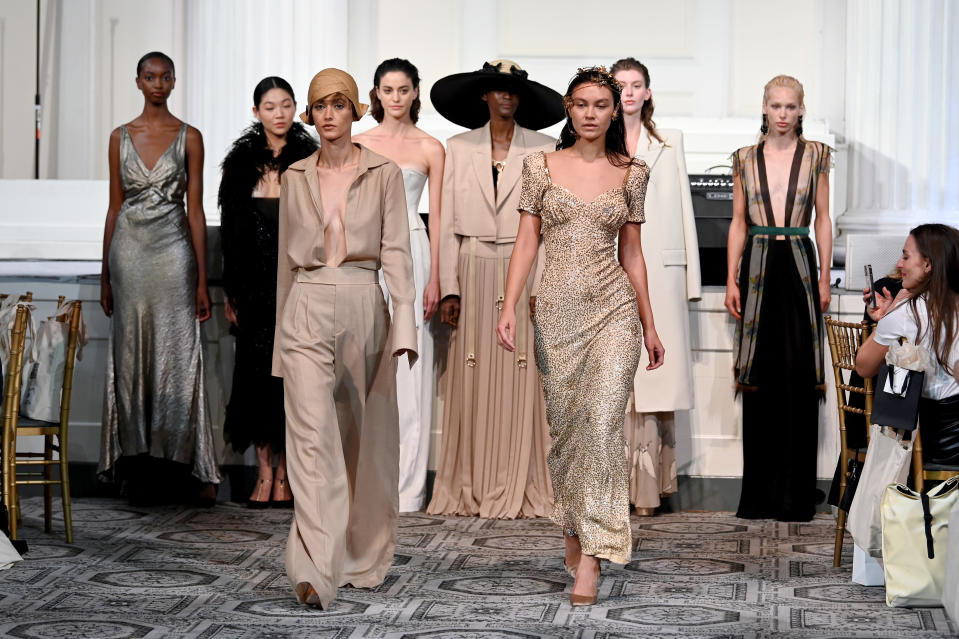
{"left": 1, "top": 498, "right": 956, "bottom": 638}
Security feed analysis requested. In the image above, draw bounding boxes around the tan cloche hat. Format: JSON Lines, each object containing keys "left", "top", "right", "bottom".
{"left": 300, "top": 68, "right": 369, "bottom": 124}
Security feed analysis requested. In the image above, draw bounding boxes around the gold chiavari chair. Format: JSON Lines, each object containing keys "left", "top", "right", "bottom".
{"left": 824, "top": 315, "right": 874, "bottom": 567}
{"left": 2, "top": 305, "right": 30, "bottom": 534}
{"left": 9, "top": 300, "right": 83, "bottom": 543}
{"left": 912, "top": 429, "right": 959, "bottom": 493}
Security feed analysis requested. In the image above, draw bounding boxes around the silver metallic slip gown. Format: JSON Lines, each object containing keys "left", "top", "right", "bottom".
{"left": 99, "top": 124, "right": 221, "bottom": 484}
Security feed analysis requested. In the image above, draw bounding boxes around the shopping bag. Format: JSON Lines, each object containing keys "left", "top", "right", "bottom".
{"left": 872, "top": 363, "right": 924, "bottom": 431}
{"left": 20, "top": 301, "right": 86, "bottom": 423}
{"left": 0, "top": 300, "right": 36, "bottom": 393}
{"left": 846, "top": 423, "right": 913, "bottom": 556}
{"left": 881, "top": 477, "right": 959, "bottom": 607}
{"left": 942, "top": 496, "right": 959, "bottom": 620}
{"left": 852, "top": 543, "right": 885, "bottom": 586}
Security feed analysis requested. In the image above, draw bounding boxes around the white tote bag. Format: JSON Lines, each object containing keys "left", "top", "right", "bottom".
{"left": 942, "top": 496, "right": 959, "bottom": 620}
{"left": 20, "top": 301, "right": 86, "bottom": 423}
{"left": 881, "top": 477, "right": 959, "bottom": 607}
{"left": 847, "top": 423, "right": 914, "bottom": 556}
{"left": 0, "top": 300, "right": 36, "bottom": 392}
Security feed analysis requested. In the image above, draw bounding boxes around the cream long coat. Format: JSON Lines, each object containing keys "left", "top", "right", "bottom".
{"left": 630, "top": 128, "right": 701, "bottom": 412}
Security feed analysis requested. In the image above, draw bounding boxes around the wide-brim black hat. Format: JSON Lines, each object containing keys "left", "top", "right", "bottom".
{"left": 430, "top": 59, "right": 565, "bottom": 131}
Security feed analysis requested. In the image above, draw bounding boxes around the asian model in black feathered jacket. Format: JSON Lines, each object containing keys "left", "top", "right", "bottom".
{"left": 219, "top": 121, "right": 317, "bottom": 454}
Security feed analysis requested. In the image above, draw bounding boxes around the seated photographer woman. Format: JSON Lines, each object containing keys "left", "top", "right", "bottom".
{"left": 856, "top": 224, "right": 959, "bottom": 467}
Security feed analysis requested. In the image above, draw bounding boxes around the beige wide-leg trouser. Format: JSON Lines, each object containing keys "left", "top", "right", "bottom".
{"left": 278, "top": 267, "right": 399, "bottom": 609}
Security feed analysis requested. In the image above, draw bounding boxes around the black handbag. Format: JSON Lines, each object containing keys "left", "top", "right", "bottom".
{"left": 871, "top": 362, "right": 924, "bottom": 431}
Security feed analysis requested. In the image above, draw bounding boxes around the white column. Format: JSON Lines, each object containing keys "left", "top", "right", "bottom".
{"left": 839, "top": 0, "right": 959, "bottom": 239}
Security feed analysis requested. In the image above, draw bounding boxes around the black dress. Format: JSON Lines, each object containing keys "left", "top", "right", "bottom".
{"left": 219, "top": 123, "right": 317, "bottom": 453}
{"left": 730, "top": 141, "right": 832, "bottom": 522}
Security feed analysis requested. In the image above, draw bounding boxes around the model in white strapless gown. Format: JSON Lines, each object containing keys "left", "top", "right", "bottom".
{"left": 380, "top": 168, "right": 433, "bottom": 511}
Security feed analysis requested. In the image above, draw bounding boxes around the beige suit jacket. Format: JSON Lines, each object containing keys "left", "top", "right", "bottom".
{"left": 439, "top": 123, "right": 555, "bottom": 298}
{"left": 272, "top": 145, "right": 418, "bottom": 376}
{"left": 630, "top": 128, "right": 701, "bottom": 411}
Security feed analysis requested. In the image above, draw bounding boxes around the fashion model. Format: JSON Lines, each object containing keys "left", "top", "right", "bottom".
{"left": 272, "top": 68, "right": 416, "bottom": 608}
{"left": 612, "top": 57, "right": 701, "bottom": 516}
{"left": 354, "top": 58, "right": 444, "bottom": 512}
{"left": 219, "top": 76, "right": 317, "bottom": 508}
{"left": 427, "top": 60, "right": 562, "bottom": 519}
{"left": 725, "top": 75, "right": 832, "bottom": 522}
{"left": 99, "top": 51, "right": 220, "bottom": 504}
{"left": 497, "top": 66, "right": 663, "bottom": 605}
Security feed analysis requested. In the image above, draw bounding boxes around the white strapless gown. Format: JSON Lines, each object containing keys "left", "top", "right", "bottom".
{"left": 380, "top": 168, "right": 433, "bottom": 512}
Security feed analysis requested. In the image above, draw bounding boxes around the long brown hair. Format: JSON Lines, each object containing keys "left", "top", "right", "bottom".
{"left": 610, "top": 57, "right": 664, "bottom": 145}
{"left": 556, "top": 67, "right": 634, "bottom": 169}
{"left": 908, "top": 223, "right": 959, "bottom": 375}
{"left": 369, "top": 58, "right": 421, "bottom": 124}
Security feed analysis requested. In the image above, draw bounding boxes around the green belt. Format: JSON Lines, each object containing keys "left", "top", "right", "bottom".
{"left": 748, "top": 226, "right": 809, "bottom": 236}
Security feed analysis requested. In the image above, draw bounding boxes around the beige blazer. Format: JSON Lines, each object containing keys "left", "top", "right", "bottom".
{"left": 272, "top": 146, "right": 417, "bottom": 376}
{"left": 439, "top": 123, "right": 555, "bottom": 298}
{"left": 630, "top": 128, "right": 702, "bottom": 412}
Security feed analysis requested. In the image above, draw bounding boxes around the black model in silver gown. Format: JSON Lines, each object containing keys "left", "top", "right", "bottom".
{"left": 99, "top": 123, "right": 220, "bottom": 484}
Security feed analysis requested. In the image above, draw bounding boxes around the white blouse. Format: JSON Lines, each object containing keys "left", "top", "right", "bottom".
{"left": 874, "top": 295, "right": 959, "bottom": 400}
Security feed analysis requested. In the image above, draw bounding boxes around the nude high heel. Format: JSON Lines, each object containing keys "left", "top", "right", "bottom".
{"left": 569, "top": 562, "right": 601, "bottom": 606}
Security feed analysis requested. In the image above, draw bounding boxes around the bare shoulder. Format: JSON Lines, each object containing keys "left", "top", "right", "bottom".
{"left": 544, "top": 148, "right": 572, "bottom": 164}
{"left": 419, "top": 134, "right": 445, "bottom": 158}
{"left": 353, "top": 125, "right": 381, "bottom": 141}
{"left": 185, "top": 125, "right": 203, "bottom": 143}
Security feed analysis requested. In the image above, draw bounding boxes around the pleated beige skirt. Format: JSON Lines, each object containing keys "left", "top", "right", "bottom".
{"left": 624, "top": 405, "right": 678, "bottom": 509}
{"left": 277, "top": 267, "right": 399, "bottom": 609}
{"left": 427, "top": 239, "right": 553, "bottom": 519}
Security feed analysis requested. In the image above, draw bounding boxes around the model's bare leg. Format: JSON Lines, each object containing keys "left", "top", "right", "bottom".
{"left": 249, "top": 443, "right": 273, "bottom": 507}
{"left": 564, "top": 531, "right": 582, "bottom": 577}
{"left": 273, "top": 451, "right": 293, "bottom": 503}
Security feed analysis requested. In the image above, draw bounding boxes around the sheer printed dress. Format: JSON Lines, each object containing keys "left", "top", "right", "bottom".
{"left": 100, "top": 124, "right": 220, "bottom": 484}
{"left": 731, "top": 140, "right": 831, "bottom": 522}
{"left": 518, "top": 151, "right": 649, "bottom": 564}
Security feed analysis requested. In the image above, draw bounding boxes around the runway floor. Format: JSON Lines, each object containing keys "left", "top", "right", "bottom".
{"left": 2, "top": 497, "right": 956, "bottom": 638}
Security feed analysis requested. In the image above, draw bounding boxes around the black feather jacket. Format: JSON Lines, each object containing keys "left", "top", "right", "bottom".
{"left": 218, "top": 122, "right": 317, "bottom": 316}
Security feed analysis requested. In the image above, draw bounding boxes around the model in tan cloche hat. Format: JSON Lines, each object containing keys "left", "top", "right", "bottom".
{"left": 301, "top": 68, "right": 369, "bottom": 124}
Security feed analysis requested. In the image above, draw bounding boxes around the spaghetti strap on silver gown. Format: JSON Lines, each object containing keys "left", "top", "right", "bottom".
{"left": 99, "top": 124, "right": 221, "bottom": 484}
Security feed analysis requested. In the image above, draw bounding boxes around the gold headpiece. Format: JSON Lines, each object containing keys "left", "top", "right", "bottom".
{"left": 563, "top": 65, "right": 623, "bottom": 109}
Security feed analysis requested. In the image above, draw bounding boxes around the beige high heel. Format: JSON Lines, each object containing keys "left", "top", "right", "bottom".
{"left": 569, "top": 562, "right": 601, "bottom": 606}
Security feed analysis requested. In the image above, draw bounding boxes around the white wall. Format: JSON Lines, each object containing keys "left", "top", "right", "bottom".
{"left": 1, "top": 1, "right": 846, "bottom": 190}
{"left": 0, "top": 0, "right": 856, "bottom": 481}
{"left": 0, "top": 0, "right": 38, "bottom": 178}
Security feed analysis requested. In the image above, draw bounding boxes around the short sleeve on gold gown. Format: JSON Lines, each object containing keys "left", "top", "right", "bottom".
{"left": 520, "top": 151, "right": 649, "bottom": 564}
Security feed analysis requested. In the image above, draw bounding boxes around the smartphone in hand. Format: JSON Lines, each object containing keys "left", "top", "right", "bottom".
{"left": 864, "top": 264, "right": 877, "bottom": 308}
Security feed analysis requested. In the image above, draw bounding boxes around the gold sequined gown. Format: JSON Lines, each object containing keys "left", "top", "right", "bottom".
{"left": 518, "top": 151, "right": 649, "bottom": 564}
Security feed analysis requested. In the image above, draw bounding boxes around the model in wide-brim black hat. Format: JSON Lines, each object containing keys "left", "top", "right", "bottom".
{"left": 430, "top": 59, "right": 565, "bottom": 130}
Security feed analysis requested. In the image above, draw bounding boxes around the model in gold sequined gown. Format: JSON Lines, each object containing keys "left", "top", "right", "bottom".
{"left": 517, "top": 151, "right": 649, "bottom": 564}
